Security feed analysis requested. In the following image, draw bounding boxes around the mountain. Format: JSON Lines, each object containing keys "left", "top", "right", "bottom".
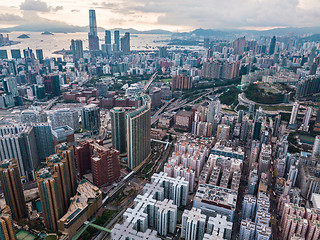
{"left": 0, "top": 23, "right": 172, "bottom": 35}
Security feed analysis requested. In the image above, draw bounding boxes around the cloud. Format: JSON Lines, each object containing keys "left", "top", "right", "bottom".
{"left": 20, "top": 0, "right": 63, "bottom": 13}
{"left": 71, "top": 9, "right": 80, "bottom": 12}
{"left": 91, "top": 0, "right": 320, "bottom": 29}
{"left": 0, "top": 13, "right": 23, "bottom": 23}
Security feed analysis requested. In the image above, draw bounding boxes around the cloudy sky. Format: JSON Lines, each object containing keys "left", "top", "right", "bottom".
{"left": 0, "top": 0, "right": 320, "bottom": 31}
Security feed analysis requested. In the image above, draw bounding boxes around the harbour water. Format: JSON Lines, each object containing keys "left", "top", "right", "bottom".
{"left": 0, "top": 31, "right": 171, "bottom": 58}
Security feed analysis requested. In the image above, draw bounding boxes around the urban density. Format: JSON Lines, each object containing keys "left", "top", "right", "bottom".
{"left": 1, "top": 4, "right": 320, "bottom": 240}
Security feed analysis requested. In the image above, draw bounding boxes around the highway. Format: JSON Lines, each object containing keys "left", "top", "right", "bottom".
{"left": 143, "top": 72, "right": 158, "bottom": 92}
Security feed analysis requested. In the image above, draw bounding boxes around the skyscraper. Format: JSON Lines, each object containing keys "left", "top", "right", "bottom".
{"left": 55, "top": 143, "right": 78, "bottom": 196}
{"left": 46, "top": 154, "right": 71, "bottom": 213}
{"left": 50, "top": 108, "right": 80, "bottom": 132}
{"left": 269, "top": 36, "right": 276, "bottom": 55}
{"left": 2, "top": 77, "right": 18, "bottom": 97}
{"left": 233, "top": 37, "right": 246, "bottom": 55}
{"left": 33, "top": 123, "right": 55, "bottom": 160}
{"left": 0, "top": 159, "right": 27, "bottom": 220}
{"left": 81, "top": 104, "right": 101, "bottom": 134}
{"left": 126, "top": 93, "right": 151, "bottom": 171}
{"left": 0, "top": 207, "right": 16, "bottom": 240}
{"left": 105, "top": 30, "right": 111, "bottom": 44}
{"left": 302, "top": 107, "right": 312, "bottom": 131}
{"left": 120, "top": 32, "right": 130, "bottom": 53}
{"left": 114, "top": 30, "right": 120, "bottom": 51}
{"left": 88, "top": 9, "right": 99, "bottom": 51}
{"left": 36, "top": 49, "right": 44, "bottom": 62}
{"left": 312, "top": 136, "right": 320, "bottom": 158}
{"left": 71, "top": 39, "right": 83, "bottom": 62}
{"left": 10, "top": 49, "right": 21, "bottom": 59}
{"left": 36, "top": 167, "right": 64, "bottom": 231}
{"left": 43, "top": 74, "right": 61, "bottom": 96}
{"left": 289, "top": 102, "right": 299, "bottom": 126}
{"left": 110, "top": 107, "right": 127, "bottom": 154}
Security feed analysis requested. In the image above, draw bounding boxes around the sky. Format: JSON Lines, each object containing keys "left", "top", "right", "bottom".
{"left": 0, "top": 0, "right": 320, "bottom": 31}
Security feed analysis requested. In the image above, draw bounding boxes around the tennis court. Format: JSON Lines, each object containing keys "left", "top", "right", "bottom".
{"left": 16, "top": 230, "right": 36, "bottom": 240}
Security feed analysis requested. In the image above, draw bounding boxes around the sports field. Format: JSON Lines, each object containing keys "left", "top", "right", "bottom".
{"left": 16, "top": 230, "right": 36, "bottom": 240}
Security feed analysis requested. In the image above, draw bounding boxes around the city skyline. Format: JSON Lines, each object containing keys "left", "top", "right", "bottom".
{"left": 0, "top": 0, "right": 320, "bottom": 32}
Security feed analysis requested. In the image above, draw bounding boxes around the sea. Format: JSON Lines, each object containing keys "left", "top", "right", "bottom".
{"left": 0, "top": 31, "right": 171, "bottom": 58}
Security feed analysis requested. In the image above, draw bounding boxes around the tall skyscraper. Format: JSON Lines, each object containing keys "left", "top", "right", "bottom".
{"left": 10, "top": 49, "right": 21, "bottom": 59}
{"left": 114, "top": 30, "right": 120, "bottom": 51}
{"left": 81, "top": 104, "right": 101, "bottom": 134}
{"left": 55, "top": 143, "right": 78, "bottom": 196}
{"left": 71, "top": 39, "right": 83, "bottom": 62}
{"left": 33, "top": 123, "right": 55, "bottom": 160}
{"left": 126, "top": 93, "right": 151, "bottom": 171}
{"left": 88, "top": 9, "right": 99, "bottom": 51}
{"left": 111, "top": 107, "right": 127, "bottom": 154}
{"left": 2, "top": 77, "right": 18, "bottom": 97}
{"left": 36, "top": 167, "right": 64, "bottom": 231}
{"left": 0, "top": 159, "right": 27, "bottom": 220}
{"left": 0, "top": 207, "right": 16, "bottom": 240}
{"left": 36, "top": 49, "right": 44, "bottom": 62}
{"left": 120, "top": 32, "right": 130, "bottom": 53}
{"left": 43, "top": 74, "right": 61, "bottom": 96}
{"left": 105, "top": 30, "right": 111, "bottom": 44}
{"left": 0, "top": 50, "right": 8, "bottom": 60}
{"left": 302, "top": 107, "right": 312, "bottom": 131}
{"left": 269, "top": 36, "right": 276, "bottom": 55}
{"left": 289, "top": 102, "right": 299, "bottom": 126}
{"left": 233, "top": 37, "right": 246, "bottom": 55}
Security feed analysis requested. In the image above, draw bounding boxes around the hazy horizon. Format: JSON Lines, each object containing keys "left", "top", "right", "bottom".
{"left": 1, "top": 0, "right": 320, "bottom": 32}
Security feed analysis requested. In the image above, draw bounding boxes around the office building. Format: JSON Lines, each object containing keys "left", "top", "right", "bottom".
{"left": 50, "top": 108, "right": 80, "bottom": 132}
{"left": 269, "top": 36, "right": 276, "bottom": 55}
{"left": 120, "top": 32, "right": 130, "bottom": 53}
{"left": 181, "top": 208, "right": 206, "bottom": 240}
{"left": 36, "top": 167, "right": 64, "bottom": 231}
{"left": 110, "top": 107, "right": 127, "bottom": 154}
{"left": 105, "top": 30, "right": 111, "bottom": 44}
{"left": 289, "top": 102, "right": 299, "bottom": 126}
{"left": 88, "top": 9, "right": 99, "bottom": 51}
{"left": 71, "top": 39, "right": 83, "bottom": 62}
{"left": 0, "top": 159, "right": 27, "bottom": 220}
{"left": 52, "top": 126, "right": 75, "bottom": 146}
{"left": 126, "top": 93, "right": 151, "bottom": 171}
{"left": 114, "top": 30, "right": 120, "bottom": 51}
{"left": 0, "top": 125, "right": 39, "bottom": 181}
{"left": 20, "top": 110, "right": 47, "bottom": 124}
{"left": 11, "top": 49, "right": 21, "bottom": 59}
{"left": 81, "top": 104, "right": 101, "bottom": 134}
{"left": 33, "top": 123, "right": 55, "bottom": 160}
{"left": 36, "top": 49, "right": 43, "bottom": 62}
{"left": 2, "top": 77, "right": 18, "bottom": 97}
{"left": 91, "top": 146, "right": 120, "bottom": 187}
{"left": 0, "top": 207, "right": 16, "bottom": 240}
{"left": 43, "top": 74, "right": 61, "bottom": 96}
{"left": 0, "top": 50, "right": 8, "bottom": 60}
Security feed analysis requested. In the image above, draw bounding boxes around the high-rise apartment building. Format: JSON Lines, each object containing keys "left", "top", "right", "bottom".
{"left": 71, "top": 39, "right": 83, "bottom": 62}
{"left": 234, "top": 37, "right": 246, "bottom": 55}
{"left": 20, "top": 110, "right": 47, "bottom": 124}
{"left": 289, "top": 102, "right": 299, "bottom": 126}
{"left": 172, "top": 75, "right": 193, "bottom": 90}
{"left": 110, "top": 107, "right": 127, "bottom": 154}
{"left": 81, "top": 104, "right": 101, "bottom": 134}
{"left": 91, "top": 146, "right": 120, "bottom": 187}
{"left": 126, "top": 93, "right": 151, "bottom": 171}
{"left": 181, "top": 208, "right": 206, "bottom": 240}
{"left": 312, "top": 136, "right": 320, "bottom": 158}
{"left": 120, "top": 32, "right": 130, "bottom": 53}
{"left": 0, "top": 159, "right": 27, "bottom": 220}
{"left": 36, "top": 167, "right": 64, "bottom": 231}
{"left": 0, "top": 207, "right": 16, "bottom": 240}
{"left": 88, "top": 9, "right": 99, "bottom": 51}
